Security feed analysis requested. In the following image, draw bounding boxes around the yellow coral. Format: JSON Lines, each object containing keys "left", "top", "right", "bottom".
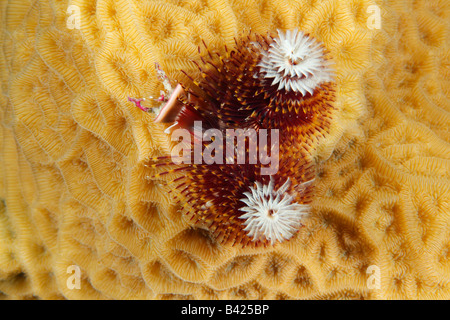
{"left": 0, "top": 0, "right": 449, "bottom": 299}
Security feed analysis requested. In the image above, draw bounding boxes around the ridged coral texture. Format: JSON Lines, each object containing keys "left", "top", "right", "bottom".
{"left": 0, "top": 0, "right": 449, "bottom": 299}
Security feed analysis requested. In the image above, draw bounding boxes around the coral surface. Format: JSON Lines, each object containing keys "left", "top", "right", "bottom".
{"left": 0, "top": 0, "right": 449, "bottom": 299}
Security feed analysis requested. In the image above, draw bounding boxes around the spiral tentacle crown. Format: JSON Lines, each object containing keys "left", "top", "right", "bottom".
{"left": 256, "top": 29, "right": 334, "bottom": 95}
{"left": 239, "top": 177, "right": 311, "bottom": 245}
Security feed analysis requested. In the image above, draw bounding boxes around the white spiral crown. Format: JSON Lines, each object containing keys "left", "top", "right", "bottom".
{"left": 256, "top": 29, "right": 334, "bottom": 95}
{"left": 239, "top": 177, "right": 310, "bottom": 245}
